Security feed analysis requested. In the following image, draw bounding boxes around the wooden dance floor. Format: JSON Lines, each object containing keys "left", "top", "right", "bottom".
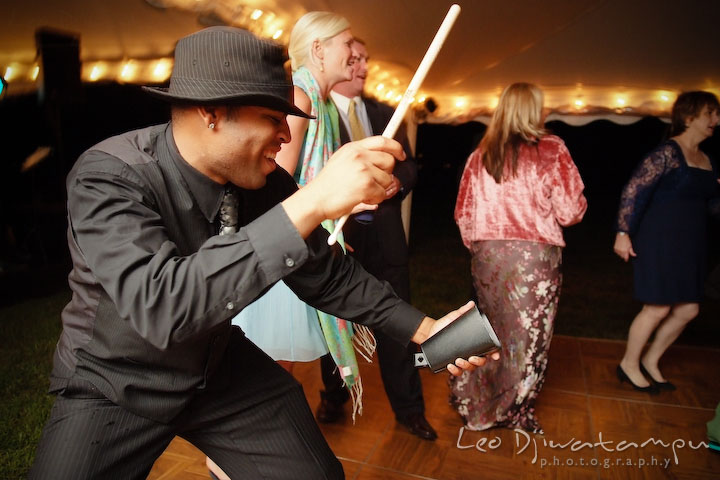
{"left": 148, "top": 335, "right": 720, "bottom": 479}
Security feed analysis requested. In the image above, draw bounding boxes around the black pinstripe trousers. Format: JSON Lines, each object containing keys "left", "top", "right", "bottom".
{"left": 30, "top": 330, "right": 343, "bottom": 479}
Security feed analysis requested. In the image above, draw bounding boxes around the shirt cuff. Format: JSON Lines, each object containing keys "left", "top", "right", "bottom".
{"left": 381, "top": 301, "right": 427, "bottom": 346}
{"left": 244, "top": 204, "right": 308, "bottom": 282}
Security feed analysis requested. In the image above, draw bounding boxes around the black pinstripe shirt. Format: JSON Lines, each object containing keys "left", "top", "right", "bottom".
{"left": 50, "top": 122, "right": 424, "bottom": 422}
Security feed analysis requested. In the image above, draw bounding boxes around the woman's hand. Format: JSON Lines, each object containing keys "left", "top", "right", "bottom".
{"left": 350, "top": 202, "right": 378, "bottom": 215}
{"left": 613, "top": 232, "right": 636, "bottom": 262}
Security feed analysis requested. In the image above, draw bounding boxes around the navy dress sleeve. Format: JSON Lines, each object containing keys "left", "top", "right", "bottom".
{"left": 615, "top": 142, "right": 682, "bottom": 235}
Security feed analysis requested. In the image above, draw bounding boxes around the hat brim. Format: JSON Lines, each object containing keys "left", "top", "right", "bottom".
{"left": 142, "top": 86, "right": 314, "bottom": 119}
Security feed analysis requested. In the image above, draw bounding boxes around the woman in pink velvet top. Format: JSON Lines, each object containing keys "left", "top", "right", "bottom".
{"left": 450, "top": 82, "right": 587, "bottom": 433}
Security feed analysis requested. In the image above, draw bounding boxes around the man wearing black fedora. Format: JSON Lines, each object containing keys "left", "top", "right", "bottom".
{"left": 29, "top": 26, "right": 488, "bottom": 479}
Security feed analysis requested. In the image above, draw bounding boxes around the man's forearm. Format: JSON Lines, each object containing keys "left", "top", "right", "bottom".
{"left": 281, "top": 185, "right": 326, "bottom": 239}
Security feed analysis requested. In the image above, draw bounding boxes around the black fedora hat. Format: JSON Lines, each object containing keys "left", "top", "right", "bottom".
{"left": 143, "top": 26, "right": 312, "bottom": 118}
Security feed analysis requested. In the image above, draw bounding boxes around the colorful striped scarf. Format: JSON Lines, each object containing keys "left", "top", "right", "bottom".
{"left": 293, "top": 67, "right": 375, "bottom": 419}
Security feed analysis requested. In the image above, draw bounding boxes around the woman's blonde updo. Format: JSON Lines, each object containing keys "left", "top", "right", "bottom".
{"left": 288, "top": 11, "right": 350, "bottom": 72}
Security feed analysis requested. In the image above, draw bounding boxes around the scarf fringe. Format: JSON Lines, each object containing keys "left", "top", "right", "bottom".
{"left": 349, "top": 377, "right": 364, "bottom": 424}
{"left": 352, "top": 324, "right": 376, "bottom": 363}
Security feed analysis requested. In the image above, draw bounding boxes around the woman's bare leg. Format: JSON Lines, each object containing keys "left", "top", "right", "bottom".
{"left": 620, "top": 304, "right": 671, "bottom": 387}
{"left": 641, "top": 302, "right": 698, "bottom": 382}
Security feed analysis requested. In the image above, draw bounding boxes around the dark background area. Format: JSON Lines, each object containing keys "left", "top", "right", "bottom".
{"left": 1, "top": 82, "right": 719, "bottom": 345}
{"left": 411, "top": 117, "right": 720, "bottom": 345}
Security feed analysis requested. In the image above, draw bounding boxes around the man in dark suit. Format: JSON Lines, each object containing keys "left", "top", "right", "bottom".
{"left": 317, "top": 39, "right": 437, "bottom": 441}
{"left": 28, "top": 27, "right": 488, "bottom": 479}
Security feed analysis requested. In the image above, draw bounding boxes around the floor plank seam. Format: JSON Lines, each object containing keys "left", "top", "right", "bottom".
{"left": 584, "top": 393, "right": 716, "bottom": 411}
{"left": 335, "top": 457, "right": 442, "bottom": 480}
{"left": 575, "top": 337, "right": 603, "bottom": 480}
{"left": 555, "top": 334, "right": 720, "bottom": 352}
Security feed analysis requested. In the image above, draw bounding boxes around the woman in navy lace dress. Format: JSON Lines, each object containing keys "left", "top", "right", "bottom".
{"left": 614, "top": 91, "right": 720, "bottom": 392}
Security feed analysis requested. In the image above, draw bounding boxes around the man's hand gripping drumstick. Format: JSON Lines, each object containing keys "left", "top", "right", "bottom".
{"left": 327, "top": 4, "right": 462, "bottom": 245}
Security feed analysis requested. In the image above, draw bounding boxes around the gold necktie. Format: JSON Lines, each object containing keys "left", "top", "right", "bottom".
{"left": 348, "top": 99, "right": 367, "bottom": 141}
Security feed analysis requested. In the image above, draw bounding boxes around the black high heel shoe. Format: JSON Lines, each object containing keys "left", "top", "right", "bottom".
{"left": 616, "top": 365, "right": 659, "bottom": 393}
{"left": 639, "top": 363, "right": 676, "bottom": 391}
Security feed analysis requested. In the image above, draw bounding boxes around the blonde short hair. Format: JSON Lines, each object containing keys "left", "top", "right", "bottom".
{"left": 481, "top": 82, "right": 547, "bottom": 182}
{"left": 289, "top": 11, "right": 350, "bottom": 71}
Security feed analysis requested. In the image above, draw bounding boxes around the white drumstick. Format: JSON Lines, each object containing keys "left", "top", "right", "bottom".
{"left": 328, "top": 4, "right": 461, "bottom": 245}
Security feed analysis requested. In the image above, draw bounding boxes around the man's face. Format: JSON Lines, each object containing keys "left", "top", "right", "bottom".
{"left": 347, "top": 42, "right": 369, "bottom": 97}
{"left": 212, "top": 106, "right": 290, "bottom": 189}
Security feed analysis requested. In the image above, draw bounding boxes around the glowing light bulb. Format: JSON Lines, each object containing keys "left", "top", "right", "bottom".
{"left": 120, "top": 62, "right": 134, "bottom": 80}
{"left": 4, "top": 66, "right": 15, "bottom": 82}
{"left": 153, "top": 59, "right": 171, "bottom": 81}
{"left": 418, "top": 95, "right": 426, "bottom": 103}
{"left": 395, "top": 94, "right": 402, "bottom": 102}
{"left": 660, "top": 94, "right": 670, "bottom": 102}
{"left": 616, "top": 97, "right": 626, "bottom": 107}
{"left": 31, "top": 65, "right": 40, "bottom": 81}
{"left": 455, "top": 99, "right": 466, "bottom": 108}
{"left": 89, "top": 65, "right": 102, "bottom": 81}
{"left": 376, "top": 83, "right": 385, "bottom": 91}
{"left": 574, "top": 99, "right": 584, "bottom": 108}
{"left": 251, "top": 9, "right": 263, "bottom": 20}
{"left": 272, "top": 29, "right": 283, "bottom": 40}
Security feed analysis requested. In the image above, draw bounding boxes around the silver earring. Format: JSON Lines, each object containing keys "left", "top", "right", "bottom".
{"left": 209, "top": 123, "right": 215, "bottom": 130}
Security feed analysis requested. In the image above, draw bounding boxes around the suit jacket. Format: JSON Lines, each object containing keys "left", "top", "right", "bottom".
{"left": 337, "top": 96, "right": 417, "bottom": 267}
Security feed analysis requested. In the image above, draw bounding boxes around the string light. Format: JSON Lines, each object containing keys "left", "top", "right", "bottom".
{"left": 120, "top": 61, "right": 136, "bottom": 81}
{"left": 152, "top": 59, "right": 171, "bottom": 81}
{"left": 272, "top": 29, "right": 283, "bottom": 40}
{"left": 0, "top": 52, "right": 698, "bottom": 120}
{"left": 4, "top": 65, "right": 16, "bottom": 82}
{"left": 89, "top": 64, "right": 103, "bottom": 81}
{"left": 250, "top": 9, "right": 263, "bottom": 20}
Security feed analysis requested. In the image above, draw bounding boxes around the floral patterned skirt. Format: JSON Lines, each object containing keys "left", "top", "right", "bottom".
{"left": 449, "top": 240, "right": 562, "bottom": 433}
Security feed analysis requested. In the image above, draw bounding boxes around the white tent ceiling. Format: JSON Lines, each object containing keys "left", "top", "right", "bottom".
{"left": 2, "top": 0, "right": 719, "bottom": 121}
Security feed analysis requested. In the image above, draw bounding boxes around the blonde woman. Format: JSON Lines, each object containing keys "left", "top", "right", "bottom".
{"left": 212, "top": 14, "right": 360, "bottom": 480}
{"left": 233, "top": 10, "right": 370, "bottom": 408}
{"left": 451, "top": 83, "right": 587, "bottom": 433}
{"left": 233, "top": 13, "right": 357, "bottom": 368}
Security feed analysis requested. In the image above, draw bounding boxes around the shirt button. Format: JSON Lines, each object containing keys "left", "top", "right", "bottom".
{"left": 285, "top": 257, "right": 295, "bottom": 268}
{"left": 226, "top": 302, "right": 235, "bottom": 310}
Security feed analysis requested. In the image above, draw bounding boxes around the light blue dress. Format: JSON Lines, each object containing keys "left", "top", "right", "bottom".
{"left": 233, "top": 281, "right": 329, "bottom": 361}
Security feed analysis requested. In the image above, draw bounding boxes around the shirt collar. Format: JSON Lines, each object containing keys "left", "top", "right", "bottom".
{"left": 330, "top": 90, "right": 358, "bottom": 115}
{"left": 164, "top": 124, "right": 225, "bottom": 223}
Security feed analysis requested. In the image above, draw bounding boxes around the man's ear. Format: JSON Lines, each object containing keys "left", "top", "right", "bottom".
{"left": 197, "top": 106, "right": 217, "bottom": 128}
{"left": 197, "top": 106, "right": 226, "bottom": 129}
